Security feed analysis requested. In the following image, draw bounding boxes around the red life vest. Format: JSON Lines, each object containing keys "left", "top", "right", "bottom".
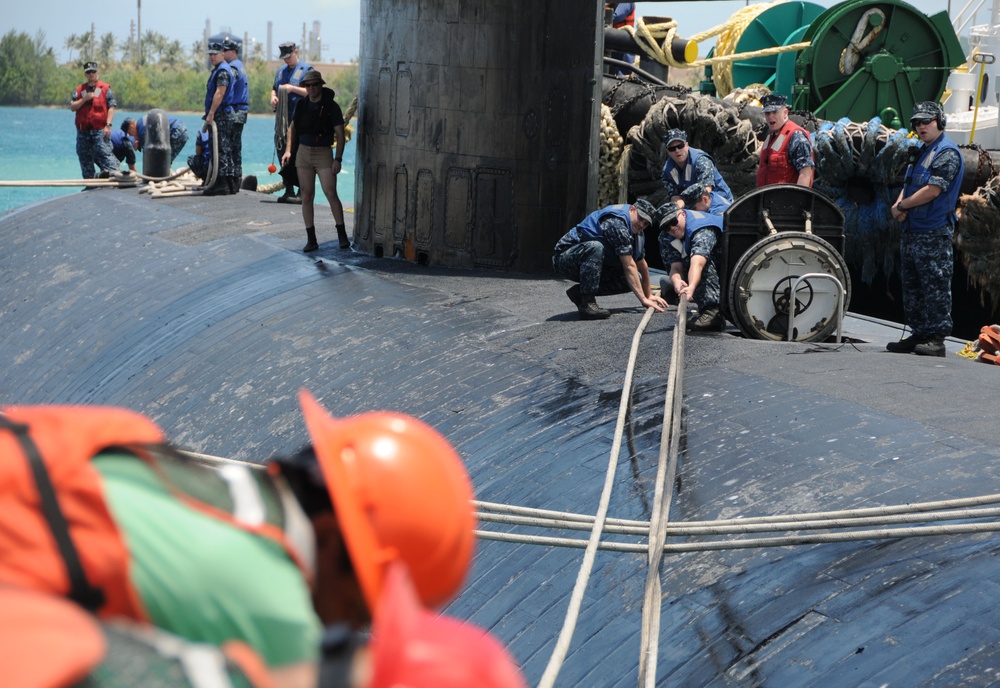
{"left": 74, "top": 80, "right": 111, "bottom": 132}
{"left": 757, "top": 119, "right": 813, "bottom": 187}
{"left": 0, "top": 405, "right": 313, "bottom": 622}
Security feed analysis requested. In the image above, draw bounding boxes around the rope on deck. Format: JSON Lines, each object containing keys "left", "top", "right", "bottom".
{"left": 537, "top": 306, "right": 657, "bottom": 688}
{"left": 638, "top": 295, "right": 687, "bottom": 688}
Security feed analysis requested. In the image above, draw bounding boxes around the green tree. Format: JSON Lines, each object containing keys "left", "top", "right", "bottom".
{"left": 0, "top": 30, "right": 58, "bottom": 105}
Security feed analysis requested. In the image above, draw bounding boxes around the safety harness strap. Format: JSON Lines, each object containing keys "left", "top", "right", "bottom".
{"left": 0, "top": 414, "right": 106, "bottom": 611}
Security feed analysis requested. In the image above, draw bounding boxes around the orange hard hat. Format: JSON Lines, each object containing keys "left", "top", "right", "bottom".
{"left": 0, "top": 587, "right": 106, "bottom": 687}
{"left": 298, "top": 390, "right": 476, "bottom": 611}
{"left": 369, "top": 562, "right": 528, "bottom": 688}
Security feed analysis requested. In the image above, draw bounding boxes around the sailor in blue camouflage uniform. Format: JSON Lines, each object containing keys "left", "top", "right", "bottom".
{"left": 553, "top": 199, "right": 670, "bottom": 319}
{"left": 271, "top": 42, "right": 313, "bottom": 202}
{"left": 658, "top": 202, "right": 727, "bottom": 331}
{"left": 121, "top": 116, "right": 189, "bottom": 165}
{"left": 887, "top": 101, "right": 964, "bottom": 357}
{"left": 203, "top": 40, "right": 237, "bottom": 195}
{"left": 223, "top": 37, "right": 250, "bottom": 194}
{"left": 109, "top": 128, "right": 137, "bottom": 173}
{"left": 187, "top": 129, "right": 211, "bottom": 181}
{"left": 660, "top": 129, "right": 734, "bottom": 208}
{"left": 679, "top": 182, "right": 731, "bottom": 216}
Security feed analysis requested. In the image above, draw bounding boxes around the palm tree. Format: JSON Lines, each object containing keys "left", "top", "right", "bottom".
{"left": 189, "top": 40, "right": 205, "bottom": 70}
{"left": 74, "top": 31, "right": 93, "bottom": 63}
{"left": 97, "top": 32, "right": 116, "bottom": 69}
{"left": 162, "top": 39, "right": 183, "bottom": 70}
{"left": 142, "top": 29, "right": 166, "bottom": 64}
{"left": 64, "top": 33, "right": 78, "bottom": 62}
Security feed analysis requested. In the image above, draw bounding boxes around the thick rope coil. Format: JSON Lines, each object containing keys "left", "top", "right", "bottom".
{"left": 598, "top": 104, "right": 625, "bottom": 207}
{"left": 957, "top": 180, "right": 1000, "bottom": 307}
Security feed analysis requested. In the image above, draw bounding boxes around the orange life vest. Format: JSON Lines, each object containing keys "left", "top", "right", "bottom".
{"left": 757, "top": 119, "right": 813, "bottom": 187}
{"left": 74, "top": 80, "right": 111, "bottom": 132}
{"left": 0, "top": 405, "right": 313, "bottom": 621}
{"left": 0, "top": 405, "right": 161, "bottom": 618}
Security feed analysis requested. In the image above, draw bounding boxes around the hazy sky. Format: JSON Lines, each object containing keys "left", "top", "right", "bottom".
{"left": 8, "top": 0, "right": 958, "bottom": 64}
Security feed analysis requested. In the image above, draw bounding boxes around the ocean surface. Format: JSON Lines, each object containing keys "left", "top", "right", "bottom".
{"left": 0, "top": 106, "right": 356, "bottom": 215}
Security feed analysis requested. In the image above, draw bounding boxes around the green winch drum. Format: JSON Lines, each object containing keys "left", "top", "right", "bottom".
{"left": 729, "top": 1, "right": 824, "bottom": 94}
{"left": 791, "top": 0, "right": 965, "bottom": 123}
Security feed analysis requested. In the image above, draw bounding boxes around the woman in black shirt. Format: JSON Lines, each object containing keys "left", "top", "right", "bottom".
{"left": 281, "top": 70, "right": 349, "bottom": 252}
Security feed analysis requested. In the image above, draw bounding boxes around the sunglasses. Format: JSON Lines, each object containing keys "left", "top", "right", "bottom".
{"left": 666, "top": 143, "right": 685, "bottom": 152}
{"left": 664, "top": 217, "right": 679, "bottom": 227}
{"left": 912, "top": 118, "right": 934, "bottom": 126}
{"left": 304, "top": 82, "right": 322, "bottom": 87}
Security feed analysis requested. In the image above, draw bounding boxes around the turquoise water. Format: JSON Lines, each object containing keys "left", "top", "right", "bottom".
{"left": 0, "top": 106, "right": 356, "bottom": 214}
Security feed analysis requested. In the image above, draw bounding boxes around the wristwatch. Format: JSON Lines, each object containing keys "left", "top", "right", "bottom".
{"left": 895, "top": 202, "right": 905, "bottom": 212}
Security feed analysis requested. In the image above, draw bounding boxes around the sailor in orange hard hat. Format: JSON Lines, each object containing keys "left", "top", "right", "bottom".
{"left": 270, "top": 389, "right": 477, "bottom": 628}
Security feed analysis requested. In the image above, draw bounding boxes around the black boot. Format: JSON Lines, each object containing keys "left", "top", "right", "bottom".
{"left": 203, "top": 178, "right": 230, "bottom": 196}
{"left": 229, "top": 176, "right": 241, "bottom": 194}
{"left": 336, "top": 224, "right": 350, "bottom": 249}
{"left": 886, "top": 334, "right": 921, "bottom": 353}
{"left": 913, "top": 337, "right": 946, "bottom": 357}
{"left": 688, "top": 306, "right": 725, "bottom": 332}
{"left": 303, "top": 227, "right": 319, "bottom": 253}
{"left": 578, "top": 294, "right": 610, "bottom": 320}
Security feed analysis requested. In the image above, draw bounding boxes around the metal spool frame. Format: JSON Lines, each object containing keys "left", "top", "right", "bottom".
{"left": 722, "top": 185, "right": 851, "bottom": 342}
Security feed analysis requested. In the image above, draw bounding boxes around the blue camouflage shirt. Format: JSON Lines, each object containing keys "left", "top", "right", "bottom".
{"left": 787, "top": 130, "right": 814, "bottom": 172}
{"left": 662, "top": 154, "right": 720, "bottom": 199}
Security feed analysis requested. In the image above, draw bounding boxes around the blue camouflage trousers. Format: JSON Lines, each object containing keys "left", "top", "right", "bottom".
{"left": 76, "top": 129, "right": 119, "bottom": 178}
{"left": 169, "top": 123, "right": 190, "bottom": 163}
{"left": 230, "top": 111, "right": 247, "bottom": 176}
{"left": 900, "top": 231, "right": 953, "bottom": 339}
{"left": 658, "top": 230, "right": 722, "bottom": 310}
{"left": 552, "top": 241, "right": 631, "bottom": 296}
{"left": 213, "top": 115, "right": 237, "bottom": 177}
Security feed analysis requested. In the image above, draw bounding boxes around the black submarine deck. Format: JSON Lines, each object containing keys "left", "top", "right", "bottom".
{"left": 2, "top": 187, "right": 998, "bottom": 687}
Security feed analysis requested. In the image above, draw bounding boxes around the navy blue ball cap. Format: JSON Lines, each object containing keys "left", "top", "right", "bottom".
{"left": 633, "top": 198, "right": 656, "bottom": 226}
{"left": 83, "top": 61, "right": 98, "bottom": 73}
{"left": 657, "top": 202, "right": 681, "bottom": 229}
{"left": 761, "top": 93, "right": 788, "bottom": 113}
{"left": 911, "top": 101, "right": 945, "bottom": 127}
{"left": 665, "top": 128, "right": 687, "bottom": 145}
{"left": 207, "top": 41, "right": 224, "bottom": 54}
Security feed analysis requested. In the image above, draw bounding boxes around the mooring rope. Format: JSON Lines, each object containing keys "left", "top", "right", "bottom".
{"left": 476, "top": 490, "right": 1000, "bottom": 528}
{"left": 537, "top": 306, "right": 657, "bottom": 688}
{"left": 638, "top": 296, "right": 687, "bottom": 688}
{"left": 476, "top": 520, "right": 1000, "bottom": 554}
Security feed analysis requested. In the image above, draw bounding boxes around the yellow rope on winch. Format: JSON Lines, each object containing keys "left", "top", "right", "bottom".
{"left": 620, "top": 17, "right": 687, "bottom": 69}
{"left": 620, "top": 1, "right": 812, "bottom": 99}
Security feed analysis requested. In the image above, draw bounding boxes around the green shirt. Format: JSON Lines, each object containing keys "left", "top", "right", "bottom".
{"left": 93, "top": 453, "right": 321, "bottom": 667}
